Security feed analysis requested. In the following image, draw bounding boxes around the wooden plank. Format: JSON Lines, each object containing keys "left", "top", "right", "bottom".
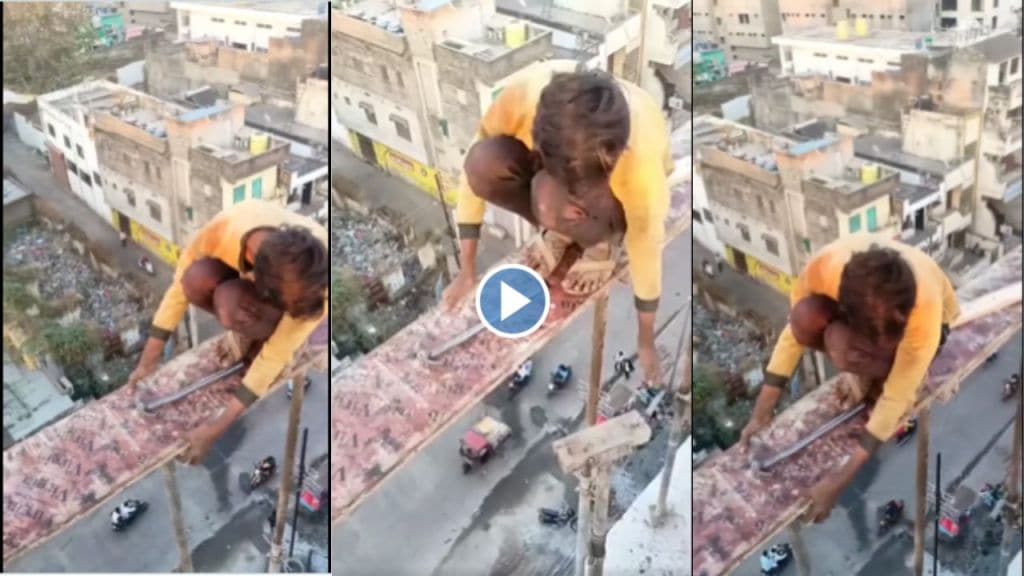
{"left": 2, "top": 334, "right": 325, "bottom": 563}
{"left": 692, "top": 247, "right": 1022, "bottom": 576}
{"left": 331, "top": 179, "right": 692, "bottom": 524}
{"left": 551, "top": 411, "right": 652, "bottom": 474}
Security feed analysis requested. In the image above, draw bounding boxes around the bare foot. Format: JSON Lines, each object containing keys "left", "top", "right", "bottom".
{"left": 561, "top": 242, "right": 617, "bottom": 296}
{"left": 524, "top": 230, "right": 572, "bottom": 277}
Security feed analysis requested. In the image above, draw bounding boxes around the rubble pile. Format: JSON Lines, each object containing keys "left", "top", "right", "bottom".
{"left": 5, "top": 226, "right": 143, "bottom": 331}
{"left": 330, "top": 208, "right": 411, "bottom": 278}
{"left": 693, "top": 301, "right": 769, "bottom": 375}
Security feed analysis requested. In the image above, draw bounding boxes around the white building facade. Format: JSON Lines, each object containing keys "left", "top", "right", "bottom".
{"left": 37, "top": 83, "right": 113, "bottom": 220}
{"left": 939, "top": 0, "right": 1018, "bottom": 31}
{"left": 774, "top": 26, "right": 926, "bottom": 83}
{"left": 171, "top": 0, "right": 324, "bottom": 51}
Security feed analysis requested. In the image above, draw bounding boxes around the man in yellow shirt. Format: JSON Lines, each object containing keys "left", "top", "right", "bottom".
{"left": 442, "top": 64, "right": 672, "bottom": 384}
{"left": 127, "top": 201, "right": 329, "bottom": 464}
{"left": 739, "top": 234, "right": 959, "bottom": 521}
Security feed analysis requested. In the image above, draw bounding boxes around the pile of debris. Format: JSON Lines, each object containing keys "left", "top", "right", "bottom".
{"left": 693, "top": 300, "right": 770, "bottom": 376}
{"left": 330, "top": 206, "right": 412, "bottom": 278}
{"left": 5, "top": 225, "right": 144, "bottom": 332}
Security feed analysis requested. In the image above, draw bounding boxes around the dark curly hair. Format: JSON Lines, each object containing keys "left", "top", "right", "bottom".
{"left": 254, "top": 226, "right": 328, "bottom": 319}
{"left": 838, "top": 246, "right": 917, "bottom": 342}
{"left": 532, "top": 71, "right": 630, "bottom": 192}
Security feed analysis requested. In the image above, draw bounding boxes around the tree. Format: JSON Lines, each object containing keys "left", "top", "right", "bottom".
{"left": 34, "top": 322, "right": 102, "bottom": 368}
{"left": 2, "top": 278, "right": 34, "bottom": 312}
{"left": 2, "top": 3, "right": 96, "bottom": 93}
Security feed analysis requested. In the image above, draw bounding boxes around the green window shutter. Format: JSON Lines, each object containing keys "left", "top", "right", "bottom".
{"left": 491, "top": 87, "right": 504, "bottom": 103}
{"left": 252, "top": 177, "right": 262, "bottom": 199}
{"left": 866, "top": 206, "right": 877, "bottom": 231}
{"left": 849, "top": 214, "right": 862, "bottom": 233}
{"left": 802, "top": 238, "right": 811, "bottom": 253}
{"left": 233, "top": 184, "right": 245, "bottom": 204}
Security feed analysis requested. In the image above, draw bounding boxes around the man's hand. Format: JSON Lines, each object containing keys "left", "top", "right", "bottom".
{"left": 127, "top": 336, "right": 167, "bottom": 393}
{"left": 126, "top": 361, "right": 158, "bottom": 394}
{"left": 739, "top": 411, "right": 772, "bottom": 448}
{"left": 805, "top": 475, "right": 844, "bottom": 523}
{"left": 637, "top": 341, "right": 661, "bottom": 387}
{"left": 180, "top": 423, "right": 221, "bottom": 465}
{"left": 441, "top": 272, "right": 476, "bottom": 312}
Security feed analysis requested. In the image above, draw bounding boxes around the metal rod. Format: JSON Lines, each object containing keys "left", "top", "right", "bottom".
{"left": 933, "top": 452, "right": 941, "bottom": 576}
{"left": 655, "top": 299, "right": 692, "bottom": 520}
{"left": 913, "top": 406, "right": 930, "bottom": 576}
{"left": 162, "top": 461, "right": 193, "bottom": 573}
{"left": 426, "top": 323, "right": 486, "bottom": 361}
{"left": 268, "top": 370, "right": 307, "bottom": 573}
{"left": 433, "top": 172, "right": 460, "bottom": 267}
{"left": 141, "top": 361, "right": 245, "bottom": 412}
{"left": 789, "top": 521, "right": 811, "bottom": 576}
{"left": 755, "top": 403, "right": 865, "bottom": 470}
{"left": 289, "top": 428, "right": 309, "bottom": 558}
{"left": 585, "top": 295, "right": 609, "bottom": 427}
{"left": 999, "top": 357, "right": 1022, "bottom": 574}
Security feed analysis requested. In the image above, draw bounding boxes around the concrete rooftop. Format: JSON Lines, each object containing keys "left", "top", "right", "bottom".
{"left": 3, "top": 178, "right": 31, "bottom": 206}
{"left": 3, "top": 356, "right": 77, "bottom": 444}
{"left": 773, "top": 26, "right": 941, "bottom": 51}
{"left": 855, "top": 134, "right": 960, "bottom": 177}
{"left": 42, "top": 81, "right": 186, "bottom": 138}
{"left": 496, "top": 0, "right": 633, "bottom": 36}
{"left": 171, "top": 0, "right": 326, "bottom": 18}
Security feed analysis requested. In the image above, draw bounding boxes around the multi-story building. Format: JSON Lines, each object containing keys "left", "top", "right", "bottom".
{"left": 692, "top": 0, "right": 783, "bottom": 64}
{"left": 939, "top": 0, "right": 1018, "bottom": 31}
{"left": 91, "top": 2, "right": 126, "bottom": 47}
{"left": 332, "top": 0, "right": 554, "bottom": 244}
{"left": 38, "top": 82, "right": 117, "bottom": 219}
{"left": 48, "top": 81, "right": 288, "bottom": 265}
{"left": 121, "top": 1, "right": 175, "bottom": 30}
{"left": 172, "top": 0, "right": 326, "bottom": 52}
{"left": 830, "top": 0, "right": 936, "bottom": 31}
{"left": 774, "top": 24, "right": 933, "bottom": 84}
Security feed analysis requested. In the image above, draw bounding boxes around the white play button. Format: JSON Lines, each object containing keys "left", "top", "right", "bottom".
{"left": 499, "top": 281, "right": 531, "bottom": 321}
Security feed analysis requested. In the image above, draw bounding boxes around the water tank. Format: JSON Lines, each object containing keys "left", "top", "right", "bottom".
{"left": 836, "top": 20, "right": 850, "bottom": 40}
{"left": 249, "top": 133, "right": 269, "bottom": 154}
{"left": 861, "top": 163, "right": 880, "bottom": 184}
{"left": 505, "top": 21, "right": 526, "bottom": 48}
{"left": 854, "top": 18, "right": 868, "bottom": 37}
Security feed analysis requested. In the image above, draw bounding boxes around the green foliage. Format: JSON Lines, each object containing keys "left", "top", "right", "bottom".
{"left": 3, "top": 278, "right": 34, "bottom": 312}
{"left": 34, "top": 322, "right": 102, "bottom": 368}
{"left": 2, "top": 2, "right": 95, "bottom": 93}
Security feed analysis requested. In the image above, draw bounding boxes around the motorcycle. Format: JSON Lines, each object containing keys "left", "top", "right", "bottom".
{"left": 894, "top": 418, "right": 918, "bottom": 446}
{"left": 548, "top": 364, "right": 573, "bottom": 395}
{"left": 508, "top": 360, "right": 534, "bottom": 398}
{"left": 286, "top": 375, "right": 312, "bottom": 399}
{"left": 878, "top": 499, "right": 905, "bottom": 535}
{"left": 110, "top": 499, "right": 149, "bottom": 532}
{"left": 538, "top": 506, "right": 578, "bottom": 531}
{"left": 137, "top": 256, "right": 155, "bottom": 276}
{"left": 614, "top": 356, "right": 634, "bottom": 380}
{"left": 760, "top": 543, "right": 792, "bottom": 575}
{"left": 1003, "top": 375, "right": 1020, "bottom": 402}
{"left": 981, "top": 483, "right": 1004, "bottom": 509}
{"left": 246, "top": 456, "right": 277, "bottom": 492}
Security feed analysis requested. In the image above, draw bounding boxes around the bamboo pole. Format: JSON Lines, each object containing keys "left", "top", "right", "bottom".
{"left": 789, "top": 521, "right": 810, "bottom": 576}
{"left": 162, "top": 462, "right": 193, "bottom": 573}
{"left": 999, "top": 357, "right": 1022, "bottom": 575}
{"left": 655, "top": 299, "right": 692, "bottom": 521}
{"left": 268, "top": 369, "right": 307, "bottom": 573}
{"left": 913, "top": 406, "right": 931, "bottom": 576}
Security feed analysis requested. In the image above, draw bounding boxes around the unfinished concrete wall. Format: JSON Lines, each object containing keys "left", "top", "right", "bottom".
{"left": 296, "top": 77, "right": 328, "bottom": 130}
{"left": 332, "top": 29, "right": 416, "bottom": 106}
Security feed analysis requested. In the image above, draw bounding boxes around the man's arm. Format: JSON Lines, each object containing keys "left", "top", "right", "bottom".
{"left": 233, "top": 314, "right": 323, "bottom": 407}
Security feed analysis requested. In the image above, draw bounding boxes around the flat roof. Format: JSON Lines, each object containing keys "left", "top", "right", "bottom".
{"left": 339, "top": 0, "right": 403, "bottom": 35}
{"left": 972, "top": 32, "right": 1022, "bottom": 63}
{"left": 41, "top": 81, "right": 185, "bottom": 137}
{"left": 773, "top": 26, "right": 937, "bottom": 52}
{"left": 284, "top": 153, "right": 327, "bottom": 175}
{"left": 245, "top": 103, "right": 327, "bottom": 147}
{"left": 496, "top": 0, "right": 633, "bottom": 37}
{"left": 171, "top": 0, "right": 325, "bottom": 17}
{"left": 895, "top": 182, "right": 940, "bottom": 204}
{"left": 3, "top": 179, "right": 31, "bottom": 206}
{"left": 855, "top": 134, "right": 957, "bottom": 176}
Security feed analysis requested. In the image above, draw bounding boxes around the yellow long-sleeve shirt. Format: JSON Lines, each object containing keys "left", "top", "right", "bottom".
{"left": 151, "top": 201, "right": 328, "bottom": 405}
{"left": 455, "top": 62, "right": 673, "bottom": 309}
{"left": 766, "top": 234, "right": 960, "bottom": 448}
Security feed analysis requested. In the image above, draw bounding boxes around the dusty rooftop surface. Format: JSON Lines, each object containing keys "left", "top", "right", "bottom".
{"left": 4, "top": 225, "right": 145, "bottom": 331}
{"left": 172, "top": 0, "right": 325, "bottom": 17}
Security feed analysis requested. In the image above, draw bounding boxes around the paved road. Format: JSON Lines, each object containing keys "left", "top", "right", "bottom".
{"left": 732, "top": 330, "right": 1023, "bottom": 576}
{"left": 332, "top": 231, "right": 692, "bottom": 576}
{"left": 5, "top": 367, "right": 330, "bottom": 573}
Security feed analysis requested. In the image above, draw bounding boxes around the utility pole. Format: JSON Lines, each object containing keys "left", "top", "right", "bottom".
{"left": 999, "top": 356, "right": 1022, "bottom": 575}
{"left": 268, "top": 368, "right": 308, "bottom": 573}
{"left": 554, "top": 412, "right": 652, "bottom": 576}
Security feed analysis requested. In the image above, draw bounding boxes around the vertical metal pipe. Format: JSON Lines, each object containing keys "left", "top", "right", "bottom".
{"left": 655, "top": 299, "right": 692, "bottom": 520}
{"left": 163, "top": 461, "right": 193, "bottom": 573}
{"left": 289, "top": 428, "right": 309, "bottom": 558}
{"left": 268, "top": 370, "right": 307, "bottom": 573}
{"left": 913, "top": 406, "right": 931, "bottom": 576}
{"left": 933, "top": 453, "right": 941, "bottom": 576}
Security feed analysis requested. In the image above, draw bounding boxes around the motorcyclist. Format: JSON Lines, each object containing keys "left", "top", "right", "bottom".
{"left": 1005, "top": 374, "right": 1020, "bottom": 396}
{"left": 884, "top": 499, "right": 901, "bottom": 521}
{"left": 760, "top": 550, "right": 778, "bottom": 574}
{"left": 516, "top": 360, "right": 533, "bottom": 381}
{"left": 615, "top": 351, "right": 634, "bottom": 378}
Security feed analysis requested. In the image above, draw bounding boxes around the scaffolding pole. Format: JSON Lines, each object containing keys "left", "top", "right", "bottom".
{"left": 587, "top": 462, "right": 612, "bottom": 576}
{"left": 789, "top": 521, "right": 810, "bottom": 576}
{"left": 268, "top": 368, "right": 308, "bottom": 573}
{"left": 913, "top": 405, "right": 931, "bottom": 576}
{"left": 999, "top": 356, "right": 1023, "bottom": 575}
{"left": 577, "top": 294, "right": 609, "bottom": 576}
{"left": 162, "top": 461, "right": 193, "bottom": 573}
{"left": 654, "top": 299, "right": 692, "bottom": 521}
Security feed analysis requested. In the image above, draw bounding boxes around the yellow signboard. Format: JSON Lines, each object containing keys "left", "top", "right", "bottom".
{"left": 112, "top": 211, "right": 180, "bottom": 266}
{"left": 724, "top": 246, "right": 794, "bottom": 295}
{"left": 371, "top": 141, "right": 458, "bottom": 205}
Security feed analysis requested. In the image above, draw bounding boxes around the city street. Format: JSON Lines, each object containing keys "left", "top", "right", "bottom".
{"left": 4, "top": 366, "right": 330, "bottom": 573}
{"left": 731, "top": 330, "right": 1022, "bottom": 576}
{"left": 332, "top": 230, "right": 692, "bottom": 576}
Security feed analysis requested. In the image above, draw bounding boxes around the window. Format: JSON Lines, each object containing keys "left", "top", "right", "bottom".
{"left": 286, "top": 27, "right": 301, "bottom": 33}
{"left": 1012, "top": 57, "right": 1020, "bottom": 75}
{"left": 738, "top": 14, "right": 750, "bottom": 24}
{"left": 849, "top": 213, "right": 862, "bottom": 233}
{"left": 803, "top": 238, "right": 812, "bottom": 253}
{"left": 439, "top": 118, "right": 449, "bottom": 138}
{"left": 125, "top": 188, "right": 136, "bottom": 207}
{"left": 76, "top": 144, "right": 84, "bottom": 158}
{"left": 48, "top": 124, "right": 55, "bottom": 137}
{"left": 234, "top": 20, "right": 246, "bottom": 25}
{"left": 144, "top": 160, "right": 151, "bottom": 178}
{"left": 971, "top": 0, "right": 981, "bottom": 11}
{"left": 252, "top": 177, "right": 262, "bottom": 199}
{"left": 756, "top": 196, "right": 764, "bottom": 211}
{"left": 390, "top": 114, "right": 411, "bottom": 141}
{"left": 380, "top": 65, "right": 390, "bottom": 84}
{"left": 233, "top": 184, "right": 246, "bottom": 204}
{"left": 257, "top": 23, "right": 272, "bottom": 29}
{"left": 351, "top": 57, "right": 363, "bottom": 73}
{"left": 765, "top": 236, "right": 779, "bottom": 256}
{"left": 395, "top": 70, "right": 404, "bottom": 89}
{"left": 738, "top": 223, "right": 751, "bottom": 242}
{"left": 837, "top": 55, "right": 849, "bottom": 60}
{"left": 68, "top": 161, "right": 78, "bottom": 175}
{"left": 992, "top": 16, "right": 997, "bottom": 28}
{"left": 344, "top": 96, "right": 351, "bottom": 106}
{"left": 694, "top": 210, "right": 703, "bottom": 223}
{"left": 93, "top": 172, "right": 102, "bottom": 186}
{"left": 858, "top": 58, "right": 873, "bottom": 64}
{"left": 155, "top": 166, "right": 161, "bottom": 181}
{"left": 123, "top": 152, "right": 132, "bottom": 166}
{"left": 359, "top": 102, "right": 377, "bottom": 125}
{"left": 867, "top": 206, "right": 878, "bottom": 231}
{"left": 147, "top": 199, "right": 162, "bottom": 223}
{"left": 63, "top": 135, "right": 71, "bottom": 148}
{"left": 185, "top": 206, "right": 194, "bottom": 222}
{"left": 211, "top": 17, "right": 224, "bottom": 23}
{"left": 81, "top": 172, "right": 93, "bottom": 186}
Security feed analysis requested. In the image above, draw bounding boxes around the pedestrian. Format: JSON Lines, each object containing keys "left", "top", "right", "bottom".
{"left": 739, "top": 234, "right": 959, "bottom": 524}
{"left": 120, "top": 231, "right": 128, "bottom": 247}
{"left": 441, "top": 63, "right": 672, "bottom": 386}
{"left": 715, "top": 253, "right": 724, "bottom": 272}
{"left": 126, "top": 201, "right": 330, "bottom": 465}
{"left": 267, "top": 506, "right": 276, "bottom": 531}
